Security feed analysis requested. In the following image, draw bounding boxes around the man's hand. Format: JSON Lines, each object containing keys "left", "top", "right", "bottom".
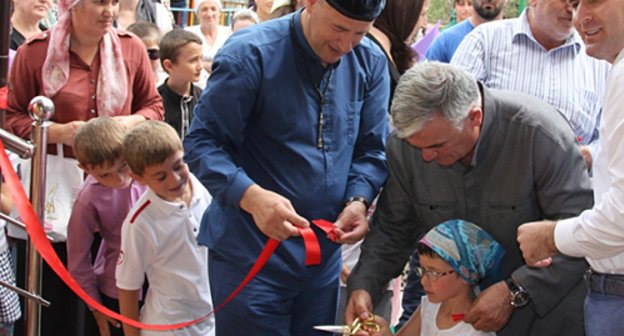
{"left": 464, "top": 281, "right": 514, "bottom": 332}
{"left": 333, "top": 201, "right": 368, "bottom": 244}
{"left": 48, "top": 120, "right": 86, "bottom": 146}
{"left": 517, "top": 220, "right": 559, "bottom": 265}
{"left": 580, "top": 145, "right": 592, "bottom": 171}
{"left": 345, "top": 289, "right": 374, "bottom": 326}
{"left": 370, "top": 314, "right": 393, "bottom": 336}
{"left": 92, "top": 309, "right": 121, "bottom": 336}
{"left": 239, "top": 184, "right": 309, "bottom": 241}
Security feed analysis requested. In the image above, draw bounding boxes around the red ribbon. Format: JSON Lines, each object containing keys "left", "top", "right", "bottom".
{"left": 452, "top": 314, "right": 466, "bottom": 321}
{"left": 0, "top": 140, "right": 338, "bottom": 330}
{"left": 0, "top": 86, "right": 8, "bottom": 110}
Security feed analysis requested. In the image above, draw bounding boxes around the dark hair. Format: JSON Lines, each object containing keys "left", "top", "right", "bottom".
{"left": 417, "top": 242, "right": 441, "bottom": 259}
{"left": 159, "top": 28, "right": 202, "bottom": 70}
{"left": 126, "top": 21, "right": 161, "bottom": 40}
{"left": 373, "top": 0, "right": 426, "bottom": 73}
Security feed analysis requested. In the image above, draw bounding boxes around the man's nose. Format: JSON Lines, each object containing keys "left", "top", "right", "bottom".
{"left": 337, "top": 35, "right": 354, "bottom": 55}
{"left": 422, "top": 148, "right": 438, "bottom": 162}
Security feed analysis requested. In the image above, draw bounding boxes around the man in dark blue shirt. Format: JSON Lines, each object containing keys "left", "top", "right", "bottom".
{"left": 183, "top": 0, "right": 391, "bottom": 334}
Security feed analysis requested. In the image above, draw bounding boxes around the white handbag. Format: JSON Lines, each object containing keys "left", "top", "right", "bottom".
{"left": 11, "top": 144, "right": 84, "bottom": 242}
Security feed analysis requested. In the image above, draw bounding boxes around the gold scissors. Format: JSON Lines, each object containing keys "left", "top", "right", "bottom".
{"left": 313, "top": 314, "right": 381, "bottom": 335}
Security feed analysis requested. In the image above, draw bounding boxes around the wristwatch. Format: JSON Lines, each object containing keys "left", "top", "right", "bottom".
{"left": 505, "top": 276, "right": 530, "bottom": 308}
{"left": 343, "top": 196, "right": 370, "bottom": 209}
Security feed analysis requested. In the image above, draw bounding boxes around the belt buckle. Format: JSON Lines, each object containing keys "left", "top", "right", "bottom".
{"left": 585, "top": 268, "right": 593, "bottom": 285}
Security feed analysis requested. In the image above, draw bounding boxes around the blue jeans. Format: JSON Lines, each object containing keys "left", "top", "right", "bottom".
{"left": 585, "top": 289, "right": 624, "bottom": 336}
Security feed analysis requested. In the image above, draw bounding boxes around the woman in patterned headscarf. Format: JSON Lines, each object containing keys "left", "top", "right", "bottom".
{"left": 6, "top": 1, "right": 163, "bottom": 335}
{"left": 7, "top": 0, "right": 164, "bottom": 156}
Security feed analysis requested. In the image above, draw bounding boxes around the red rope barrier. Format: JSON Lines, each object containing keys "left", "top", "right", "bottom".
{"left": 0, "top": 139, "right": 337, "bottom": 330}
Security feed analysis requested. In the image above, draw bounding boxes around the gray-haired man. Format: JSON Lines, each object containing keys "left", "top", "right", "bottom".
{"left": 345, "top": 62, "right": 593, "bottom": 335}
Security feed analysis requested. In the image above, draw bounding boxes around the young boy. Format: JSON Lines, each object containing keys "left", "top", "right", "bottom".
{"left": 374, "top": 220, "right": 505, "bottom": 336}
{"left": 66, "top": 117, "right": 147, "bottom": 336}
{"left": 116, "top": 121, "right": 214, "bottom": 336}
{"left": 157, "top": 29, "right": 203, "bottom": 139}
{"left": 127, "top": 22, "right": 164, "bottom": 85}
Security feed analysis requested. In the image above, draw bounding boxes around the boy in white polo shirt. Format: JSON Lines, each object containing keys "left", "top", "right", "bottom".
{"left": 116, "top": 121, "right": 215, "bottom": 336}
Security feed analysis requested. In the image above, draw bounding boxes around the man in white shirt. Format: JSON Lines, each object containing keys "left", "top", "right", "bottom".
{"left": 518, "top": 0, "right": 624, "bottom": 334}
{"left": 451, "top": 0, "right": 610, "bottom": 170}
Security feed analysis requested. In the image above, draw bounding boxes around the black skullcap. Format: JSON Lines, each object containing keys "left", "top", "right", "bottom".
{"left": 325, "top": 0, "right": 386, "bottom": 21}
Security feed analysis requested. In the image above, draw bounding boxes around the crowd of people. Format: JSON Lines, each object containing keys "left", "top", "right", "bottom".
{"left": 1, "top": 0, "right": 624, "bottom": 335}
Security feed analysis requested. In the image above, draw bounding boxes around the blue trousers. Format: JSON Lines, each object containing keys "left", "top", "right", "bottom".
{"left": 585, "top": 289, "right": 624, "bottom": 336}
{"left": 209, "top": 251, "right": 339, "bottom": 336}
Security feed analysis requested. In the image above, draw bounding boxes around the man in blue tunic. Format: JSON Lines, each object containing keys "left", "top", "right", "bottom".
{"left": 183, "top": 0, "right": 391, "bottom": 334}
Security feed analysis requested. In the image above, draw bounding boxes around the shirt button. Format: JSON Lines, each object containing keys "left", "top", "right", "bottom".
{"left": 91, "top": 95, "right": 95, "bottom": 100}
{"left": 325, "top": 146, "right": 331, "bottom": 151}
{"left": 90, "top": 109, "right": 96, "bottom": 114}
{"left": 179, "top": 205, "right": 184, "bottom": 209}
{"left": 90, "top": 79, "right": 94, "bottom": 84}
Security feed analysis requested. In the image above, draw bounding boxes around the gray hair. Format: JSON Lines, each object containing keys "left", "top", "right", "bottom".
{"left": 231, "top": 9, "right": 260, "bottom": 28}
{"left": 391, "top": 62, "right": 481, "bottom": 139}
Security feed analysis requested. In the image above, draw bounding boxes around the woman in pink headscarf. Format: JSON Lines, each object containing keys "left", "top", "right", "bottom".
{"left": 5, "top": 1, "right": 163, "bottom": 335}
{"left": 7, "top": 0, "right": 164, "bottom": 156}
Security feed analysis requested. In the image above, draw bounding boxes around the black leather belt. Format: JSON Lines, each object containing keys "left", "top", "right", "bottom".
{"left": 586, "top": 269, "right": 624, "bottom": 297}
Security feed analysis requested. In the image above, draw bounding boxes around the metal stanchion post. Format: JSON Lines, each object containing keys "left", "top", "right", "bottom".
{"left": 25, "top": 96, "right": 54, "bottom": 336}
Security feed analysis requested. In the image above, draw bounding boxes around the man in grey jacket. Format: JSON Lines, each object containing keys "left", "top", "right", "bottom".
{"left": 345, "top": 62, "right": 594, "bottom": 335}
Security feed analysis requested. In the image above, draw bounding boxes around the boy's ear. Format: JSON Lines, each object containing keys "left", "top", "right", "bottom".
{"left": 77, "top": 163, "right": 90, "bottom": 174}
{"left": 130, "top": 172, "right": 147, "bottom": 186}
{"left": 162, "top": 59, "right": 174, "bottom": 74}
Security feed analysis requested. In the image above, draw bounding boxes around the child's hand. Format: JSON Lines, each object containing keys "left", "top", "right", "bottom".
{"left": 92, "top": 309, "right": 121, "bottom": 336}
{"left": 340, "top": 264, "right": 351, "bottom": 284}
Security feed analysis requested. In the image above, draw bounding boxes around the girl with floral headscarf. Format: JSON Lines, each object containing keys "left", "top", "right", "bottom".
{"left": 372, "top": 220, "right": 505, "bottom": 336}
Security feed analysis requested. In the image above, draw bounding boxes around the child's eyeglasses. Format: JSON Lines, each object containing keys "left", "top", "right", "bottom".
{"left": 414, "top": 266, "right": 455, "bottom": 281}
{"left": 147, "top": 49, "right": 160, "bottom": 60}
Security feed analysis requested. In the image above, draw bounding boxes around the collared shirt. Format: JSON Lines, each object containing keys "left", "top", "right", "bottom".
{"left": 9, "top": 22, "right": 48, "bottom": 51}
{"left": 451, "top": 8, "right": 610, "bottom": 152}
{"left": 67, "top": 177, "right": 146, "bottom": 303}
{"left": 116, "top": 174, "right": 214, "bottom": 336}
{"left": 349, "top": 86, "right": 594, "bottom": 336}
{"left": 7, "top": 29, "right": 165, "bottom": 158}
{"left": 158, "top": 80, "right": 203, "bottom": 139}
{"left": 425, "top": 19, "right": 474, "bottom": 63}
{"left": 185, "top": 25, "right": 231, "bottom": 62}
{"left": 556, "top": 49, "right": 624, "bottom": 274}
{"left": 183, "top": 10, "right": 390, "bottom": 286}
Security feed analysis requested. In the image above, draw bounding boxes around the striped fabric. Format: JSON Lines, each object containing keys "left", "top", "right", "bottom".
{"left": 451, "top": 8, "right": 610, "bottom": 147}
